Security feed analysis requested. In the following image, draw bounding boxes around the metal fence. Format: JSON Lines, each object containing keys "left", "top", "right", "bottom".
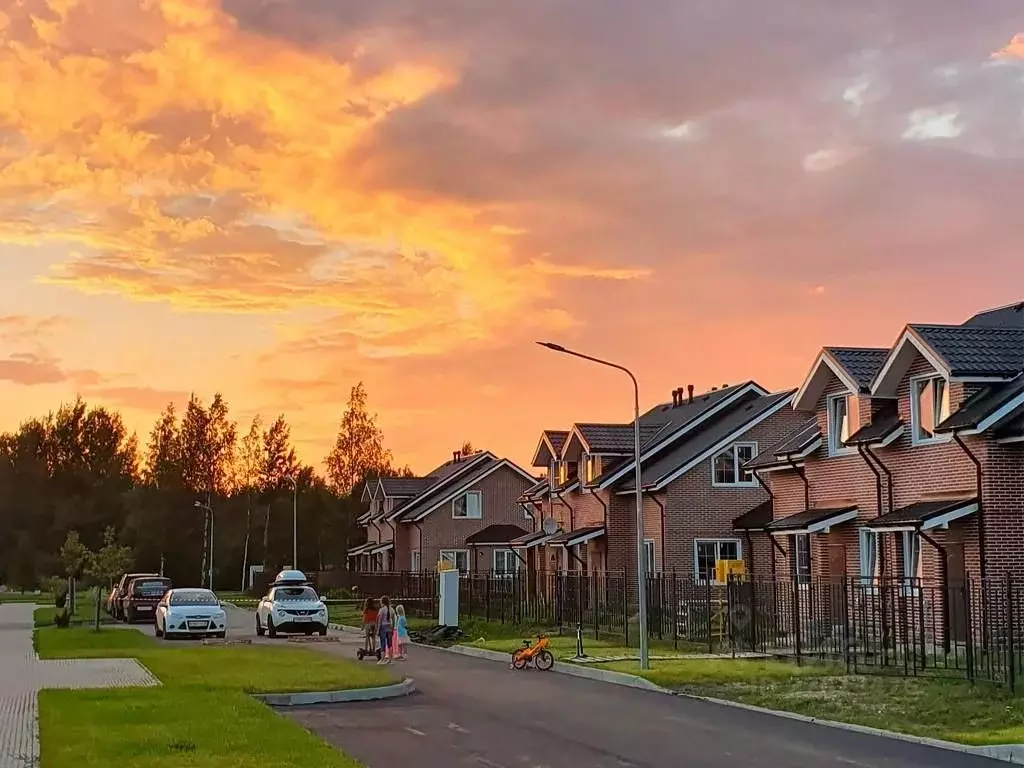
{"left": 351, "top": 570, "right": 1024, "bottom": 689}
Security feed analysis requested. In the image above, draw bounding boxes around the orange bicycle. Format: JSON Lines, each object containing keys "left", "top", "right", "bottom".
{"left": 510, "top": 635, "right": 555, "bottom": 671}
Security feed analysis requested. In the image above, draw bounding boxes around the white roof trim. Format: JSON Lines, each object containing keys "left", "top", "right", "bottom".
{"left": 922, "top": 502, "right": 978, "bottom": 531}
{"left": 360, "top": 483, "right": 376, "bottom": 502}
{"left": 877, "top": 424, "right": 904, "bottom": 448}
{"left": 549, "top": 527, "right": 606, "bottom": 547}
{"left": 792, "top": 350, "right": 861, "bottom": 411}
{"left": 973, "top": 388, "right": 1024, "bottom": 434}
{"left": 770, "top": 508, "right": 859, "bottom": 536}
{"left": 560, "top": 425, "right": 591, "bottom": 461}
{"left": 384, "top": 452, "right": 494, "bottom": 522}
{"left": 407, "top": 459, "right": 534, "bottom": 522}
{"left": 870, "top": 327, "right": 950, "bottom": 397}
{"left": 347, "top": 543, "right": 372, "bottom": 557}
{"left": 997, "top": 434, "right": 1024, "bottom": 444}
{"left": 789, "top": 435, "right": 823, "bottom": 459}
{"left": 370, "top": 542, "right": 394, "bottom": 554}
{"left": 597, "top": 382, "right": 768, "bottom": 490}
{"left": 623, "top": 393, "right": 794, "bottom": 493}
{"left": 530, "top": 432, "right": 563, "bottom": 467}
{"left": 514, "top": 533, "right": 554, "bottom": 550}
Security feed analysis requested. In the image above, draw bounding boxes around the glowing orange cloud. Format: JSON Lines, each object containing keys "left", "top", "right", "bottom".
{"left": 991, "top": 33, "right": 1024, "bottom": 60}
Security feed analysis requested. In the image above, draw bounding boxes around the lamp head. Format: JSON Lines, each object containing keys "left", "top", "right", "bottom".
{"left": 536, "top": 341, "right": 568, "bottom": 353}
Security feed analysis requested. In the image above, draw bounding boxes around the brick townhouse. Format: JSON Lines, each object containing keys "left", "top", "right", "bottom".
{"left": 737, "top": 301, "right": 1024, "bottom": 637}
{"left": 349, "top": 450, "right": 536, "bottom": 575}
{"left": 517, "top": 381, "right": 807, "bottom": 585}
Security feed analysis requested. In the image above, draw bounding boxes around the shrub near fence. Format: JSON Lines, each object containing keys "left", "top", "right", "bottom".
{"left": 353, "top": 570, "right": 1024, "bottom": 688}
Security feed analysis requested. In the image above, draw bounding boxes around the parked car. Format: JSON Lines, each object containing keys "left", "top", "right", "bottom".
{"left": 108, "top": 572, "right": 158, "bottom": 619}
{"left": 120, "top": 576, "right": 172, "bottom": 623}
{"left": 155, "top": 588, "right": 227, "bottom": 639}
{"left": 256, "top": 582, "right": 328, "bottom": 638}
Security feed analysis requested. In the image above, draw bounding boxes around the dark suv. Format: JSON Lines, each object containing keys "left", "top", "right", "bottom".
{"left": 108, "top": 572, "right": 158, "bottom": 620}
{"left": 120, "top": 576, "right": 172, "bottom": 623}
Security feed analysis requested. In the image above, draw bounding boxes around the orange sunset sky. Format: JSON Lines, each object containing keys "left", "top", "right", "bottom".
{"left": 2, "top": 0, "right": 1024, "bottom": 473}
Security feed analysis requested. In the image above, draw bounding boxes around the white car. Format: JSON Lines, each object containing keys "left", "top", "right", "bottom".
{"left": 256, "top": 584, "right": 329, "bottom": 637}
{"left": 155, "top": 588, "right": 228, "bottom": 639}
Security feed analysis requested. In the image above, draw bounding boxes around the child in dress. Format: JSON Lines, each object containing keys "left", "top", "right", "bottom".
{"left": 394, "top": 604, "right": 409, "bottom": 660}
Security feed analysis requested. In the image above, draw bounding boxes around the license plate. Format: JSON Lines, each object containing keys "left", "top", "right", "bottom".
{"left": 187, "top": 621, "right": 208, "bottom": 629}
{"left": 293, "top": 616, "right": 312, "bottom": 622}
{"left": 137, "top": 606, "right": 152, "bottom": 611}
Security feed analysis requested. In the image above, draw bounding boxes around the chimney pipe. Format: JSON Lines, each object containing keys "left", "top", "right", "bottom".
{"left": 671, "top": 388, "right": 679, "bottom": 407}
{"left": 453, "top": 451, "right": 461, "bottom": 463}
{"left": 687, "top": 384, "right": 694, "bottom": 404}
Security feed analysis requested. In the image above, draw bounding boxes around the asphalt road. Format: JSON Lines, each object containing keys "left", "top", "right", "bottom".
{"left": 133, "top": 608, "right": 1003, "bottom": 767}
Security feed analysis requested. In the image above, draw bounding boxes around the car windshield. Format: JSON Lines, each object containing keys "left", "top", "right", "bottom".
{"left": 168, "top": 590, "right": 219, "bottom": 606}
{"left": 276, "top": 587, "right": 318, "bottom": 601}
{"left": 133, "top": 579, "right": 170, "bottom": 596}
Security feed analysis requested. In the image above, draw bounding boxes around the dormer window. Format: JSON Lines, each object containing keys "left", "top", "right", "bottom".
{"left": 556, "top": 461, "right": 568, "bottom": 486}
{"left": 911, "top": 375, "right": 950, "bottom": 444}
{"left": 584, "top": 454, "right": 602, "bottom": 483}
{"left": 827, "top": 394, "right": 859, "bottom": 456}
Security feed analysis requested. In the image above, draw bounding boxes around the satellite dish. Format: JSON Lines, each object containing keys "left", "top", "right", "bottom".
{"left": 542, "top": 517, "right": 558, "bottom": 535}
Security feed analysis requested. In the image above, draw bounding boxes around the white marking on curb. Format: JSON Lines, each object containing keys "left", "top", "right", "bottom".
{"left": 447, "top": 721, "right": 469, "bottom": 733}
{"left": 404, "top": 727, "right": 426, "bottom": 737}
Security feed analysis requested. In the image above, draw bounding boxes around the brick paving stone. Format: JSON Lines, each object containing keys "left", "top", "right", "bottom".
{"left": 0, "top": 604, "right": 157, "bottom": 768}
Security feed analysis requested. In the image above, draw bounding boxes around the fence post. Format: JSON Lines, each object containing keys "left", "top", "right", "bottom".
{"left": 486, "top": 573, "right": 491, "bottom": 623}
{"left": 706, "top": 575, "right": 713, "bottom": 654}
{"left": 672, "top": 569, "right": 679, "bottom": 651}
{"left": 592, "top": 571, "right": 599, "bottom": 640}
{"left": 1008, "top": 573, "right": 1016, "bottom": 694}
{"left": 623, "top": 569, "right": 629, "bottom": 647}
{"left": 792, "top": 579, "right": 802, "bottom": 666}
{"left": 842, "top": 576, "right": 851, "bottom": 674}
{"left": 964, "top": 577, "right": 975, "bottom": 684}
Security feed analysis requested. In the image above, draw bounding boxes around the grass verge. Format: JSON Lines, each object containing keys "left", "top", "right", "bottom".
{"left": 0, "top": 591, "right": 52, "bottom": 603}
{"left": 33, "top": 604, "right": 115, "bottom": 628}
{"left": 36, "top": 625, "right": 396, "bottom": 767}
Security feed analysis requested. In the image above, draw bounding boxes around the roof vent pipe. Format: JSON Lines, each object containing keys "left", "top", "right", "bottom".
{"left": 687, "top": 384, "right": 694, "bottom": 404}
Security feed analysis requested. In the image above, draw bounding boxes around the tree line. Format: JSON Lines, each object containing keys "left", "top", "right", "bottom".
{"left": 0, "top": 383, "right": 407, "bottom": 591}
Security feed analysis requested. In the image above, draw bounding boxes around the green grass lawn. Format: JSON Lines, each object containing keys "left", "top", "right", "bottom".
{"left": 464, "top": 627, "right": 709, "bottom": 659}
{"left": 36, "top": 625, "right": 395, "bottom": 767}
{"left": 34, "top": 604, "right": 115, "bottom": 628}
{"left": 0, "top": 591, "right": 51, "bottom": 603}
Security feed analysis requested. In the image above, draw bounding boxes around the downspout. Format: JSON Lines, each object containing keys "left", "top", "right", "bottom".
{"left": 370, "top": 518, "right": 382, "bottom": 570}
{"left": 753, "top": 469, "right": 774, "bottom": 506}
{"left": 743, "top": 530, "right": 755, "bottom": 575}
{"left": 594, "top": 491, "right": 610, "bottom": 573}
{"left": 919, "top": 530, "right": 951, "bottom": 653}
{"left": 651, "top": 493, "right": 666, "bottom": 573}
{"left": 786, "top": 456, "right": 810, "bottom": 509}
{"left": 555, "top": 488, "right": 575, "bottom": 531}
{"left": 857, "top": 443, "right": 885, "bottom": 578}
{"left": 865, "top": 444, "right": 893, "bottom": 518}
{"left": 413, "top": 521, "right": 424, "bottom": 570}
{"left": 953, "top": 431, "right": 986, "bottom": 581}
{"left": 749, "top": 469, "right": 773, "bottom": 578}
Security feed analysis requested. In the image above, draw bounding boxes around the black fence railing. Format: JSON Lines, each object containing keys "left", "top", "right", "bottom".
{"left": 351, "top": 570, "right": 1024, "bottom": 689}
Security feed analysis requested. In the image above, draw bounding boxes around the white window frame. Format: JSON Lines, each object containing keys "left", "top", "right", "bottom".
{"left": 692, "top": 538, "right": 743, "bottom": 584}
{"left": 439, "top": 549, "right": 470, "bottom": 575}
{"left": 902, "top": 531, "right": 922, "bottom": 585}
{"left": 827, "top": 393, "right": 858, "bottom": 457}
{"left": 410, "top": 550, "right": 421, "bottom": 572}
{"left": 452, "top": 491, "right": 482, "bottom": 519}
{"left": 492, "top": 549, "right": 520, "bottom": 576}
{"left": 710, "top": 442, "right": 759, "bottom": 487}
{"left": 792, "top": 533, "right": 812, "bottom": 584}
{"left": 584, "top": 453, "right": 602, "bottom": 484}
{"left": 858, "top": 528, "right": 877, "bottom": 587}
{"left": 910, "top": 374, "right": 952, "bottom": 446}
{"left": 643, "top": 539, "right": 657, "bottom": 574}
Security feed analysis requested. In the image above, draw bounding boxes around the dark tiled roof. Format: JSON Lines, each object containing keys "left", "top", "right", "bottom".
{"left": 846, "top": 412, "right": 902, "bottom": 445}
{"left": 765, "top": 506, "right": 857, "bottom": 532}
{"left": 518, "top": 478, "right": 549, "bottom": 501}
{"left": 510, "top": 530, "right": 551, "bottom": 547}
{"left": 911, "top": 325, "right": 1024, "bottom": 378}
{"left": 618, "top": 390, "right": 795, "bottom": 491}
{"left": 426, "top": 451, "right": 495, "bottom": 481}
{"left": 552, "top": 477, "right": 581, "bottom": 494}
{"left": 546, "top": 430, "right": 569, "bottom": 454}
{"left": 395, "top": 455, "right": 498, "bottom": 521}
{"left": 993, "top": 406, "right": 1024, "bottom": 439}
{"left": 868, "top": 498, "right": 976, "bottom": 530}
{"left": 466, "top": 524, "right": 529, "bottom": 545}
{"left": 733, "top": 501, "right": 773, "bottom": 531}
{"left": 547, "top": 525, "right": 605, "bottom": 546}
{"left": 826, "top": 347, "right": 890, "bottom": 391}
{"left": 963, "top": 302, "right": 1024, "bottom": 329}
{"left": 574, "top": 422, "right": 669, "bottom": 454}
{"left": 936, "top": 374, "right": 1024, "bottom": 433}
{"left": 380, "top": 477, "right": 433, "bottom": 497}
{"left": 771, "top": 418, "right": 821, "bottom": 456}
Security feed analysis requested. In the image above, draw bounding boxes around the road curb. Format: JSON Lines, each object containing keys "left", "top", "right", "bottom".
{"left": 255, "top": 677, "right": 416, "bottom": 707}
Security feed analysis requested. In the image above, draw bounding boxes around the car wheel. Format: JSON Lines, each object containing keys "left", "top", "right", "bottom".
{"left": 318, "top": 627, "right": 328, "bottom": 637}
{"left": 255, "top": 615, "right": 265, "bottom": 637}
{"left": 267, "top": 616, "right": 278, "bottom": 638}
{"left": 215, "top": 632, "right": 226, "bottom": 639}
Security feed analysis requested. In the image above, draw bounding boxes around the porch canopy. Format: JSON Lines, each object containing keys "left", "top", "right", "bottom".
{"left": 347, "top": 543, "right": 372, "bottom": 558}
{"left": 369, "top": 542, "right": 394, "bottom": 554}
{"left": 733, "top": 500, "right": 773, "bottom": 532}
{"left": 546, "top": 525, "right": 605, "bottom": 547}
{"left": 867, "top": 497, "right": 978, "bottom": 533}
{"left": 466, "top": 524, "right": 529, "bottom": 547}
{"left": 509, "top": 530, "right": 554, "bottom": 549}
{"left": 765, "top": 505, "right": 858, "bottom": 536}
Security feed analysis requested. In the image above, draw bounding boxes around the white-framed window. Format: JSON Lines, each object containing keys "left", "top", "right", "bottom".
{"left": 410, "top": 551, "right": 421, "bottom": 572}
{"left": 644, "top": 539, "right": 657, "bottom": 574}
{"left": 693, "top": 539, "right": 742, "bottom": 583}
{"left": 584, "top": 454, "right": 602, "bottom": 483}
{"left": 439, "top": 549, "right": 470, "bottom": 575}
{"left": 792, "top": 534, "right": 812, "bottom": 584}
{"left": 902, "top": 531, "right": 922, "bottom": 582}
{"left": 911, "top": 375, "right": 951, "bottom": 445}
{"left": 858, "top": 528, "right": 877, "bottom": 586}
{"left": 493, "top": 549, "right": 520, "bottom": 576}
{"left": 711, "top": 442, "right": 758, "bottom": 486}
{"left": 827, "top": 393, "right": 859, "bottom": 456}
{"left": 556, "top": 460, "right": 568, "bottom": 486}
{"left": 452, "top": 491, "right": 482, "bottom": 519}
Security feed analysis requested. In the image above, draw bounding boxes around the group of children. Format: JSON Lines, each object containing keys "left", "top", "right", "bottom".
{"left": 361, "top": 595, "right": 409, "bottom": 663}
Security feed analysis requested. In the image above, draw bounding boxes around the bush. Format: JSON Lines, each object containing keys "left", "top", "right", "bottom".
{"left": 54, "top": 587, "right": 67, "bottom": 610}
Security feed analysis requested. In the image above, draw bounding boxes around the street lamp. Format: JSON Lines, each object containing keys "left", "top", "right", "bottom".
{"left": 286, "top": 475, "right": 298, "bottom": 570}
{"left": 194, "top": 499, "right": 213, "bottom": 590}
{"left": 536, "top": 341, "right": 649, "bottom": 670}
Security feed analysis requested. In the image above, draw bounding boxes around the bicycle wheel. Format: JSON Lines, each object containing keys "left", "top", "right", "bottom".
{"left": 511, "top": 651, "right": 529, "bottom": 670}
{"left": 535, "top": 649, "right": 554, "bottom": 671}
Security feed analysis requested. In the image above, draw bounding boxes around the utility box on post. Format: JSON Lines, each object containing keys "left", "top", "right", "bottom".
{"left": 438, "top": 567, "right": 459, "bottom": 627}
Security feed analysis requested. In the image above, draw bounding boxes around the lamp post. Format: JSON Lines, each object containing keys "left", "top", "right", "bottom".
{"left": 194, "top": 499, "right": 213, "bottom": 590}
{"left": 536, "top": 341, "right": 649, "bottom": 670}
{"left": 286, "top": 475, "right": 298, "bottom": 570}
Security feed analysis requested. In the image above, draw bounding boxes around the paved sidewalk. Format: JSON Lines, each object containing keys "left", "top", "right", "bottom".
{"left": 0, "top": 604, "right": 157, "bottom": 768}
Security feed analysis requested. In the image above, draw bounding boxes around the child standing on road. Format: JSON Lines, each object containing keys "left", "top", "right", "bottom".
{"left": 394, "top": 604, "right": 409, "bottom": 660}
{"left": 376, "top": 596, "right": 393, "bottom": 664}
{"left": 361, "top": 597, "right": 378, "bottom": 656}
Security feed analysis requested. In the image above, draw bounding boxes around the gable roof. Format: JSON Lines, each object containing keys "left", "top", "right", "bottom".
{"left": 935, "top": 373, "right": 1024, "bottom": 435}
{"left": 384, "top": 451, "right": 496, "bottom": 522}
{"left": 743, "top": 417, "right": 821, "bottom": 471}
{"left": 595, "top": 381, "right": 769, "bottom": 489}
{"left": 531, "top": 430, "right": 569, "bottom": 467}
{"left": 397, "top": 457, "right": 535, "bottom": 522}
{"left": 845, "top": 411, "right": 903, "bottom": 447}
{"left": 378, "top": 477, "right": 433, "bottom": 498}
{"left": 616, "top": 390, "right": 796, "bottom": 493}
{"left": 562, "top": 421, "right": 669, "bottom": 459}
{"left": 792, "top": 347, "right": 888, "bottom": 411}
{"left": 963, "top": 302, "right": 1024, "bottom": 329}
